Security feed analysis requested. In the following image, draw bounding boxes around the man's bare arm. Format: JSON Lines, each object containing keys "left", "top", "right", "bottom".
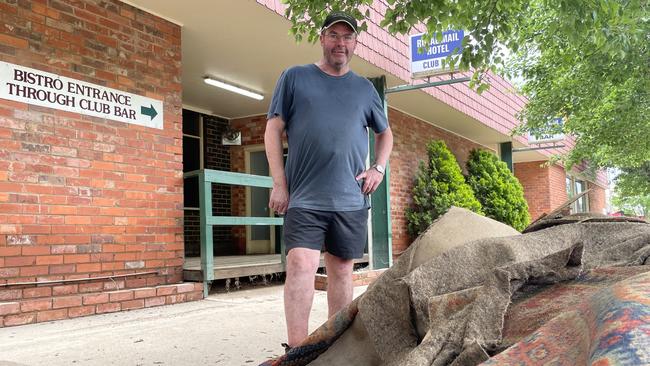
{"left": 264, "top": 116, "right": 289, "bottom": 214}
{"left": 356, "top": 126, "right": 394, "bottom": 194}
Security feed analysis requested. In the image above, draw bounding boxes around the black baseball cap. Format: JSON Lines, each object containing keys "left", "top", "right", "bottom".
{"left": 321, "top": 11, "right": 358, "bottom": 34}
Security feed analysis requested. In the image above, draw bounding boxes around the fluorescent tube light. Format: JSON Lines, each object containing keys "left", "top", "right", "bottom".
{"left": 203, "top": 77, "right": 264, "bottom": 100}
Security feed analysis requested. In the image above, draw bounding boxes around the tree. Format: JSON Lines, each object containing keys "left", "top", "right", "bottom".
{"left": 611, "top": 190, "right": 649, "bottom": 218}
{"left": 283, "top": 0, "right": 649, "bottom": 190}
{"left": 613, "top": 163, "right": 650, "bottom": 198}
{"left": 466, "top": 149, "right": 530, "bottom": 231}
{"left": 406, "top": 140, "right": 482, "bottom": 236}
{"left": 611, "top": 163, "right": 650, "bottom": 217}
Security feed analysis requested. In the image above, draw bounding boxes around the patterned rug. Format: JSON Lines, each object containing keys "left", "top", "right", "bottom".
{"left": 260, "top": 266, "right": 650, "bottom": 366}
{"left": 483, "top": 266, "right": 650, "bottom": 365}
{"left": 258, "top": 212, "right": 650, "bottom": 365}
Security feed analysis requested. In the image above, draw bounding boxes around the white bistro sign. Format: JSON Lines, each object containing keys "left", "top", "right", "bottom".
{"left": 0, "top": 61, "right": 163, "bottom": 129}
{"left": 409, "top": 30, "right": 465, "bottom": 78}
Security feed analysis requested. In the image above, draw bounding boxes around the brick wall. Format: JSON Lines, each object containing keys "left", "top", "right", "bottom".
{"left": 548, "top": 164, "right": 569, "bottom": 212}
{"left": 514, "top": 161, "right": 551, "bottom": 221}
{"left": 514, "top": 161, "right": 608, "bottom": 220}
{"left": 588, "top": 183, "right": 606, "bottom": 214}
{"left": 388, "top": 107, "right": 485, "bottom": 256}
{"left": 0, "top": 0, "right": 203, "bottom": 326}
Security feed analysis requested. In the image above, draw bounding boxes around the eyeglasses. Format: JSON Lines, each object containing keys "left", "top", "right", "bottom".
{"left": 324, "top": 33, "right": 356, "bottom": 43}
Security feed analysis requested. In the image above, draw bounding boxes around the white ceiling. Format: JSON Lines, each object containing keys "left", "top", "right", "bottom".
{"left": 122, "top": 0, "right": 547, "bottom": 162}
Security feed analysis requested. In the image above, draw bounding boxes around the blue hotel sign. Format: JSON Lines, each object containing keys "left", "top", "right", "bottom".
{"left": 409, "top": 30, "right": 464, "bottom": 78}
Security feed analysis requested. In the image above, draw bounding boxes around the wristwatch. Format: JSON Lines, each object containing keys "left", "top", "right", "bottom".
{"left": 372, "top": 163, "right": 385, "bottom": 175}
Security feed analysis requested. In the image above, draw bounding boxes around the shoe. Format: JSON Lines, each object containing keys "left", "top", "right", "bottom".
{"left": 281, "top": 342, "right": 292, "bottom": 354}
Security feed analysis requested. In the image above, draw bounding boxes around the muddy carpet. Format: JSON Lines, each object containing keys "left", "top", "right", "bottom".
{"left": 260, "top": 207, "right": 650, "bottom": 366}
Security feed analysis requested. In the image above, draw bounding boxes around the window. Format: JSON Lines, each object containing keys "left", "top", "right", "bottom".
{"left": 183, "top": 109, "right": 202, "bottom": 208}
{"left": 566, "top": 176, "right": 588, "bottom": 213}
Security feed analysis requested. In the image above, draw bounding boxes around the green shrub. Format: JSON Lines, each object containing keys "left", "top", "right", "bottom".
{"left": 406, "top": 140, "right": 483, "bottom": 236}
{"left": 465, "top": 149, "right": 531, "bottom": 231}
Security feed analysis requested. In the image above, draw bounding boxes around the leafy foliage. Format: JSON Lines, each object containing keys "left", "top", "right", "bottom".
{"left": 466, "top": 149, "right": 530, "bottom": 231}
{"left": 406, "top": 140, "right": 482, "bottom": 236}
{"left": 612, "top": 193, "right": 649, "bottom": 218}
{"left": 283, "top": 0, "right": 649, "bottom": 180}
{"left": 507, "top": 0, "right": 650, "bottom": 173}
{"left": 613, "top": 163, "right": 650, "bottom": 198}
{"left": 611, "top": 163, "right": 650, "bottom": 217}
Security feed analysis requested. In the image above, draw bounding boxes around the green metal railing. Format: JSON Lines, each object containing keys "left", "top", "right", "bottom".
{"left": 184, "top": 169, "right": 284, "bottom": 296}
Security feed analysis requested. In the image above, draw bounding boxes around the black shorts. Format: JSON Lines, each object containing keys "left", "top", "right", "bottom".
{"left": 282, "top": 208, "right": 368, "bottom": 259}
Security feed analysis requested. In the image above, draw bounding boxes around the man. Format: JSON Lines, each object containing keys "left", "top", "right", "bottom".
{"left": 264, "top": 11, "right": 393, "bottom": 348}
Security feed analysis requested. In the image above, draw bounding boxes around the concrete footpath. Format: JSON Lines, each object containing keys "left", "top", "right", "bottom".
{"left": 0, "top": 284, "right": 367, "bottom": 366}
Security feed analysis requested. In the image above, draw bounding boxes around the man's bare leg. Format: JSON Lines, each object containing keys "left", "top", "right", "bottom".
{"left": 284, "top": 247, "right": 321, "bottom": 347}
{"left": 324, "top": 252, "right": 354, "bottom": 318}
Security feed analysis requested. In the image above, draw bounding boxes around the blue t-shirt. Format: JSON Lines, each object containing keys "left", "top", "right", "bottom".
{"left": 267, "top": 64, "right": 388, "bottom": 211}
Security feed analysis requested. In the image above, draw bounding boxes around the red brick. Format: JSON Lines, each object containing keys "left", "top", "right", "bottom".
{"left": 61, "top": 236, "right": 90, "bottom": 245}
{"left": 53, "top": 295, "right": 82, "bottom": 309}
{"left": 121, "top": 299, "right": 144, "bottom": 310}
{"left": 0, "top": 268, "right": 20, "bottom": 278}
{"left": 156, "top": 285, "right": 177, "bottom": 296}
{"left": 51, "top": 245, "right": 77, "bottom": 254}
{"left": 0, "top": 289, "right": 22, "bottom": 301}
{"left": 144, "top": 296, "right": 165, "bottom": 307}
{"left": 133, "top": 288, "right": 156, "bottom": 299}
{"left": 64, "top": 216, "right": 92, "bottom": 225}
{"left": 21, "top": 225, "right": 51, "bottom": 234}
{"left": 79, "top": 282, "right": 104, "bottom": 293}
{"left": 5, "top": 256, "right": 35, "bottom": 266}
{"left": 185, "top": 291, "right": 203, "bottom": 302}
{"left": 52, "top": 284, "right": 78, "bottom": 296}
{"left": 36, "top": 255, "right": 64, "bottom": 265}
{"left": 176, "top": 283, "right": 195, "bottom": 294}
{"left": 103, "top": 280, "right": 124, "bottom": 291}
{"left": 0, "top": 34, "right": 28, "bottom": 49}
{"left": 77, "top": 263, "right": 102, "bottom": 272}
{"left": 49, "top": 264, "right": 76, "bottom": 274}
{"left": 37, "top": 309, "right": 68, "bottom": 322}
{"left": 23, "top": 287, "right": 52, "bottom": 298}
{"left": 0, "top": 302, "right": 20, "bottom": 316}
{"left": 3, "top": 312, "right": 36, "bottom": 326}
{"left": 21, "top": 298, "right": 52, "bottom": 312}
{"left": 63, "top": 254, "right": 89, "bottom": 264}
{"left": 82, "top": 293, "right": 109, "bottom": 305}
{"left": 68, "top": 305, "right": 95, "bottom": 318}
{"left": 21, "top": 246, "right": 51, "bottom": 256}
{"left": 96, "top": 302, "right": 120, "bottom": 314}
{"left": 108, "top": 290, "right": 133, "bottom": 302}
{"left": 49, "top": 206, "right": 76, "bottom": 215}
{"left": 20, "top": 266, "right": 49, "bottom": 276}
{"left": 124, "top": 277, "right": 147, "bottom": 288}
{"left": 165, "top": 294, "right": 186, "bottom": 304}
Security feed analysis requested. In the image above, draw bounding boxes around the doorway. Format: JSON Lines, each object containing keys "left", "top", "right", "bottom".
{"left": 245, "top": 146, "right": 286, "bottom": 254}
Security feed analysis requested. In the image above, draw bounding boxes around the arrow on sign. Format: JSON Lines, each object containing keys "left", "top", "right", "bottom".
{"left": 141, "top": 104, "right": 158, "bottom": 120}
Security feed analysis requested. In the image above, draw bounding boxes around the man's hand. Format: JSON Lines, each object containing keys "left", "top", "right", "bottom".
{"left": 269, "top": 183, "right": 289, "bottom": 215}
{"left": 356, "top": 168, "right": 384, "bottom": 195}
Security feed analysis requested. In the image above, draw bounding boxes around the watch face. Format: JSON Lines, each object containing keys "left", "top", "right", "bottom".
{"left": 374, "top": 164, "right": 385, "bottom": 174}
